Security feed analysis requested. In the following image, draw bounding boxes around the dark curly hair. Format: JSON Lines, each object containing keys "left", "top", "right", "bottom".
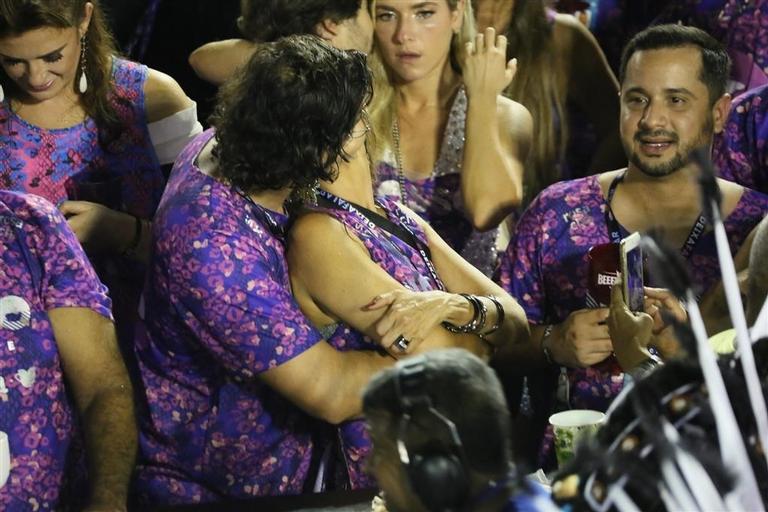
{"left": 238, "top": 0, "right": 369, "bottom": 42}
{"left": 209, "top": 34, "right": 372, "bottom": 194}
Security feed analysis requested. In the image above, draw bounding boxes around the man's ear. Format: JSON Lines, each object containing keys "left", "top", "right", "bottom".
{"left": 315, "top": 18, "right": 341, "bottom": 42}
{"left": 712, "top": 93, "right": 732, "bottom": 134}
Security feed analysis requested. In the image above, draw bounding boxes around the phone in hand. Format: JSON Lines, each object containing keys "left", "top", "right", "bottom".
{"left": 620, "top": 232, "right": 644, "bottom": 312}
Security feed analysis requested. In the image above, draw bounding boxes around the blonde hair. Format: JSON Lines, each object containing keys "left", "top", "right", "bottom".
{"left": 369, "top": 0, "right": 476, "bottom": 161}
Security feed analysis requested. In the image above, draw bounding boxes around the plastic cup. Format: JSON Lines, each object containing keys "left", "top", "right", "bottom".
{"left": 549, "top": 409, "right": 605, "bottom": 467}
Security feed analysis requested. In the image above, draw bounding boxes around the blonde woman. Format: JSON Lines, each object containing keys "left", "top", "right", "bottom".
{"left": 370, "top": 0, "right": 532, "bottom": 276}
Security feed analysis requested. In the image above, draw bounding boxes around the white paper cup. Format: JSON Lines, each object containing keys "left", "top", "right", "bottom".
{"left": 549, "top": 409, "right": 605, "bottom": 467}
{"left": 0, "top": 431, "right": 9, "bottom": 489}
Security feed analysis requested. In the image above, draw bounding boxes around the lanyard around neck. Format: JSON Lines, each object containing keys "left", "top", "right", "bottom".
{"left": 316, "top": 189, "right": 445, "bottom": 291}
{"left": 604, "top": 172, "right": 707, "bottom": 259}
{"left": 233, "top": 188, "right": 285, "bottom": 240}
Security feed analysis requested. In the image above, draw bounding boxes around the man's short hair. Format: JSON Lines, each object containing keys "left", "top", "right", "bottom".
{"left": 239, "top": 0, "right": 366, "bottom": 41}
{"left": 619, "top": 24, "right": 731, "bottom": 105}
{"left": 362, "top": 349, "right": 512, "bottom": 475}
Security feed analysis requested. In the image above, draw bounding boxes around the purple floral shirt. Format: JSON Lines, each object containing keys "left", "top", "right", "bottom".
{"left": 0, "top": 191, "right": 112, "bottom": 511}
{"left": 496, "top": 175, "right": 768, "bottom": 464}
{"left": 0, "top": 57, "right": 162, "bottom": 217}
{"left": 307, "top": 192, "right": 443, "bottom": 489}
{"left": 133, "top": 130, "right": 328, "bottom": 505}
{"left": 0, "top": 57, "right": 165, "bottom": 347}
{"left": 713, "top": 84, "right": 768, "bottom": 193}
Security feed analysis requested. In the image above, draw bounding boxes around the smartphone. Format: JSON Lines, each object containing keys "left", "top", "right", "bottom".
{"left": 620, "top": 232, "right": 644, "bottom": 312}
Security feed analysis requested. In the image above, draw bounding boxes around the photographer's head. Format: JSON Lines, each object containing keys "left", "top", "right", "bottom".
{"left": 209, "top": 35, "right": 372, "bottom": 196}
{"left": 362, "top": 349, "right": 513, "bottom": 512}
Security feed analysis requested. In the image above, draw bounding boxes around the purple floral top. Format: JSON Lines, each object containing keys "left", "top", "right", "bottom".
{"left": 306, "top": 191, "right": 444, "bottom": 489}
{"left": 718, "top": 0, "right": 768, "bottom": 92}
{"left": 496, "top": 175, "right": 768, "bottom": 465}
{"left": 0, "top": 191, "right": 112, "bottom": 511}
{"left": 133, "top": 130, "right": 328, "bottom": 505}
{"left": 0, "top": 57, "right": 162, "bottom": 217}
{"left": 0, "top": 57, "right": 165, "bottom": 347}
{"left": 375, "top": 89, "right": 499, "bottom": 277}
{"left": 713, "top": 84, "right": 768, "bottom": 193}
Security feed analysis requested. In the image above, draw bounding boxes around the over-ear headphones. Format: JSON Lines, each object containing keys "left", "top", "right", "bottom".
{"left": 394, "top": 355, "right": 469, "bottom": 512}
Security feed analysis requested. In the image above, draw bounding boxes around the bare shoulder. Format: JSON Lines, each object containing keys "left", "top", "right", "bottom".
{"left": 143, "top": 68, "right": 195, "bottom": 123}
{"left": 288, "top": 210, "right": 362, "bottom": 254}
{"left": 495, "top": 95, "right": 533, "bottom": 141}
{"left": 552, "top": 13, "right": 600, "bottom": 58}
{"left": 552, "top": 12, "right": 588, "bottom": 44}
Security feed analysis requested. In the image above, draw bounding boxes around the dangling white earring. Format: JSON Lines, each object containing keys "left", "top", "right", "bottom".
{"left": 78, "top": 35, "right": 88, "bottom": 94}
{"left": 0, "top": 84, "right": 4, "bottom": 103}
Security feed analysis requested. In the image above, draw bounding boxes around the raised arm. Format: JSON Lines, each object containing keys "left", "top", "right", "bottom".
{"left": 462, "top": 27, "right": 533, "bottom": 231}
{"left": 188, "top": 39, "right": 257, "bottom": 86}
{"left": 50, "top": 308, "right": 136, "bottom": 511}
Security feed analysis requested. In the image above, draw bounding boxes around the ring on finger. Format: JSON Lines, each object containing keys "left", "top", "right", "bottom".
{"left": 392, "top": 335, "right": 410, "bottom": 352}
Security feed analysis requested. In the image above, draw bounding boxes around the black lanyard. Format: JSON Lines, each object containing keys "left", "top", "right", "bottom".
{"left": 233, "top": 188, "right": 285, "bottom": 240}
{"left": 604, "top": 172, "right": 707, "bottom": 259}
{"left": 316, "top": 189, "right": 445, "bottom": 291}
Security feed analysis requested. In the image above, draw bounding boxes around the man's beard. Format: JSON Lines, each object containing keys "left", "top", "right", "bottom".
{"left": 626, "top": 116, "right": 714, "bottom": 177}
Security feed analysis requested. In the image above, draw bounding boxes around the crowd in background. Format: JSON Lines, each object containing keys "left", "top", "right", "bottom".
{"left": 0, "top": 0, "right": 767, "bottom": 511}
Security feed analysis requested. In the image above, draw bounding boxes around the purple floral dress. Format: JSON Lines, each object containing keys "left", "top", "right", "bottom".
{"left": 0, "top": 57, "right": 165, "bottom": 350}
{"left": 375, "top": 88, "right": 499, "bottom": 277}
{"left": 305, "top": 191, "right": 444, "bottom": 489}
{"left": 496, "top": 175, "right": 768, "bottom": 466}
{"left": 713, "top": 84, "right": 768, "bottom": 193}
{"left": 0, "top": 191, "right": 112, "bottom": 511}
{"left": 0, "top": 57, "right": 162, "bottom": 215}
{"left": 132, "top": 130, "right": 329, "bottom": 505}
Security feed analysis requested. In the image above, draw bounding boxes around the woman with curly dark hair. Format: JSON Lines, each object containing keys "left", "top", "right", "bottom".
{"left": 131, "top": 35, "right": 400, "bottom": 505}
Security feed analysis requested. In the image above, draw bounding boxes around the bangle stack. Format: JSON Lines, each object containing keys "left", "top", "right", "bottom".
{"left": 442, "top": 294, "right": 486, "bottom": 334}
{"left": 442, "top": 294, "right": 506, "bottom": 337}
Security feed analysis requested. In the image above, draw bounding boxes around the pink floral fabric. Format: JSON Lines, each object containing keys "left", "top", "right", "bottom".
{"left": 713, "top": 84, "right": 768, "bottom": 193}
{"left": 0, "top": 58, "right": 162, "bottom": 217}
{"left": 0, "top": 191, "right": 112, "bottom": 511}
{"left": 132, "top": 130, "right": 329, "bottom": 505}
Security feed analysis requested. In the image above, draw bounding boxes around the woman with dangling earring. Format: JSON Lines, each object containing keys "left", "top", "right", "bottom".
{"left": 368, "top": 0, "right": 532, "bottom": 277}
{"left": 287, "top": 75, "right": 529, "bottom": 491}
{"left": 0, "top": 0, "right": 202, "bottom": 351}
